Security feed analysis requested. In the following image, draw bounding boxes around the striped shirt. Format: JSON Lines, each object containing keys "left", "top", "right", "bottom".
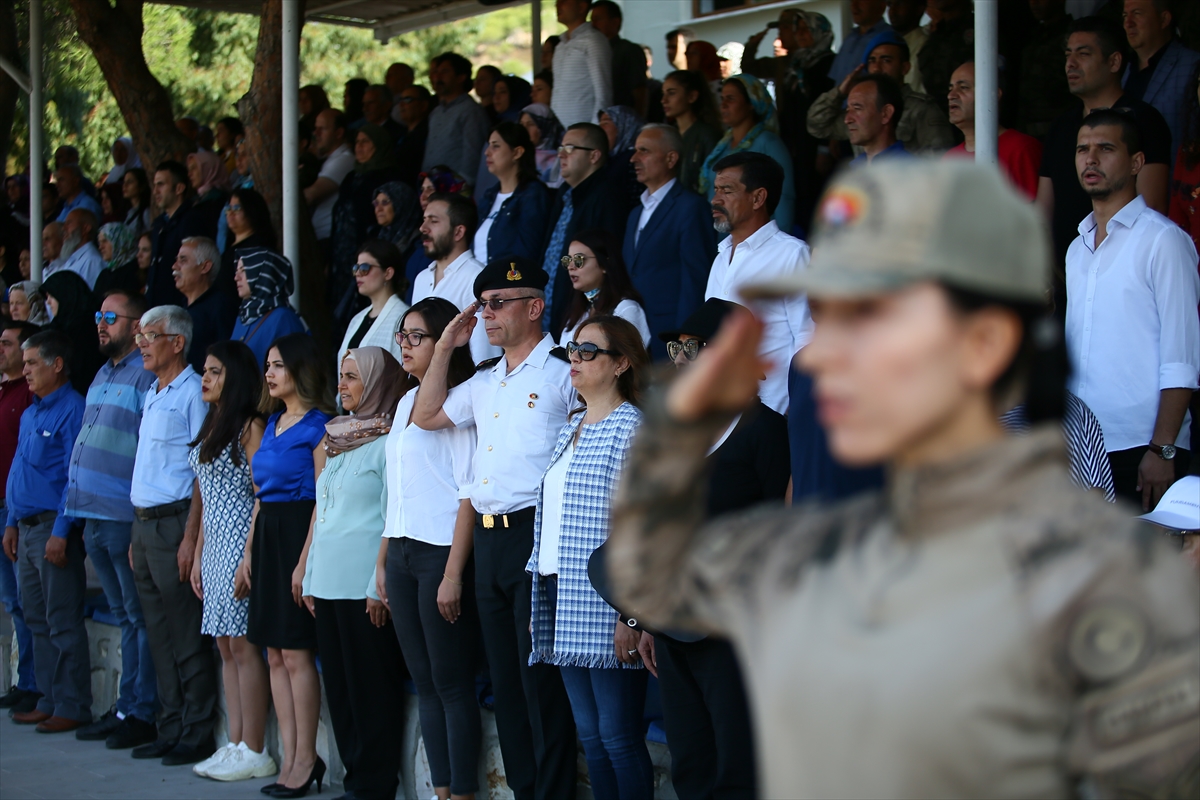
{"left": 1000, "top": 392, "right": 1115, "bottom": 502}
{"left": 550, "top": 22, "right": 613, "bottom": 128}
{"left": 64, "top": 349, "right": 157, "bottom": 522}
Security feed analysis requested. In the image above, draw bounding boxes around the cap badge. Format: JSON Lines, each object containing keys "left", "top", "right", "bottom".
{"left": 818, "top": 186, "right": 869, "bottom": 230}
{"left": 506, "top": 263, "right": 522, "bottom": 281}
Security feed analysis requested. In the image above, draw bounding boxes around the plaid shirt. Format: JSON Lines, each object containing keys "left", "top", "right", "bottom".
{"left": 528, "top": 402, "right": 642, "bottom": 669}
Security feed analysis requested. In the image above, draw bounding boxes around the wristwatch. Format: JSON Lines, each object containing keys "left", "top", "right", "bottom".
{"left": 1149, "top": 442, "right": 1177, "bottom": 460}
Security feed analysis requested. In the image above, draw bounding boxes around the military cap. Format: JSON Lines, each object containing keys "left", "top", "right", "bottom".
{"left": 658, "top": 298, "right": 742, "bottom": 343}
{"left": 473, "top": 256, "right": 548, "bottom": 299}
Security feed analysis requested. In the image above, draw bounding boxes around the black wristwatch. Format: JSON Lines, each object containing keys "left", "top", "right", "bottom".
{"left": 1149, "top": 441, "right": 1178, "bottom": 461}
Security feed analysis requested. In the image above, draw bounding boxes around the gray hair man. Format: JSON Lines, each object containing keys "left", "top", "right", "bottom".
{"left": 174, "top": 237, "right": 234, "bottom": 373}
{"left": 127, "top": 305, "right": 216, "bottom": 765}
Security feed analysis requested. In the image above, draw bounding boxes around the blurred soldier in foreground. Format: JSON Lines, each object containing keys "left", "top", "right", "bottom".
{"left": 607, "top": 159, "right": 1200, "bottom": 799}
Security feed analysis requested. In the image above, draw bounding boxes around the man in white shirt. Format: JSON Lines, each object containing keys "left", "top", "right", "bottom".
{"left": 59, "top": 209, "right": 106, "bottom": 289}
{"left": 1066, "top": 108, "right": 1200, "bottom": 510}
{"left": 551, "top": 0, "right": 613, "bottom": 127}
{"left": 411, "top": 193, "right": 498, "bottom": 364}
{"left": 704, "top": 151, "right": 812, "bottom": 415}
{"left": 412, "top": 257, "right": 578, "bottom": 800}
{"left": 306, "top": 109, "right": 355, "bottom": 245}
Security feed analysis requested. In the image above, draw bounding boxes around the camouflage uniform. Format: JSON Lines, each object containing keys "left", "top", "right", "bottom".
{"left": 806, "top": 84, "right": 958, "bottom": 154}
{"left": 920, "top": 13, "right": 976, "bottom": 116}
{"left": 608, "top": 404, "right": 1200, "bottom": 799}
{"left": 1018, "top": 14, "right": 1075, "bottom": 139}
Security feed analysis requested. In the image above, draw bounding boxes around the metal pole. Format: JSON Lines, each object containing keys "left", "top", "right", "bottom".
{"left": 29, "top": 0, "right": 43, "bottom": 283}
{"left": 531, "top": 0, "right": 541, "bottom": 77}
{"left": 282, "top": 0, "right": 301, "bottom": 308}
{"left": 974, "top": 0, "right": 999, "bottom": 165}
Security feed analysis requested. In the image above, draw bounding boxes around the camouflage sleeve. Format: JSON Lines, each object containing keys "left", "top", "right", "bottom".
{"left": 904, "top": 94, "right": 958, "bottom": 153}
{"left": 1056, "top": 528, "right": 1200, "bottom": 798}
{"left": 806, "top": 86, "right": 848, "bottom": 141}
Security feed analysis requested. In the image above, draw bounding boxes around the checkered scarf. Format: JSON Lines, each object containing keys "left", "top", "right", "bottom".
{"left": 527, "top": 402, "right": 643, "bottom": 669}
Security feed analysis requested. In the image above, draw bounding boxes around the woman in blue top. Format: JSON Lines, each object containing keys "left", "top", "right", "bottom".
{"left": 527, "top": 316, "right": 651, "bottom": 800}
{"left": 233, "top": 333, "right": 335, "bottom": 797}
{"left": 473, "top": 121, "right": 551, "bottom": 265}
{"left": 232, "top": 247, "right": 306, "bottom": 367}
{"left": 699, "top": 74, "right": 797, "bottom": 233}
{"left": 299, "top": 347, "right": 406, "bottom": 800}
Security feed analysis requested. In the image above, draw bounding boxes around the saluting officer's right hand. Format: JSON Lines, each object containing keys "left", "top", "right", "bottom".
{"left": 438, "top": 302, "right": 479, "bottom": 352}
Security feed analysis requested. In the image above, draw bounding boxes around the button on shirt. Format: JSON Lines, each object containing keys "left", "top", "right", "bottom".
{"left": 551, "top": 22, "right": 613, "bottom": 127}
{"left": 635, "top": 178, "right": 677, "bottom": 246}
{"left": 66, "top": 350, "right": 156, "bottom": 523}
{"left": 5, "top": 383, "right": 85, "bottom": 538}
{"left": 411, "top": 251, "right": 500, "bottom": 364}
{"left": 706, "top": 221, "right": 813, "bottom": 415}
{"left": 130, "top": 366, "right": 208, "bottom": 508}
{"left": 441, "top": 334, "right": 575, "bottom": 515}
{"left": 1065, "top": 195, "right": 1200, "bottom": 452}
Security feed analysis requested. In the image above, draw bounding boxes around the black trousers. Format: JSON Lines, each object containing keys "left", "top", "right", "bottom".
{"left": 655, "top": 635, "right": 757, "bottom": 800}
{"left": 313, "top": 597, "right": 405, "bottom": 800}
{"left": 474, "top": 515, "right": 576, "bottom": 800}
{"left": 1107, "top": 446, "right": 1192, "bottom": 509}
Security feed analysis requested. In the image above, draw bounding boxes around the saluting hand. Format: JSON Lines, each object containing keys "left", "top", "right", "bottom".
{"left": 438, "top": 303, "right": 479, "bottom": 352}
{"left": 666, "top": 308, "right": 769, "bottom": 423}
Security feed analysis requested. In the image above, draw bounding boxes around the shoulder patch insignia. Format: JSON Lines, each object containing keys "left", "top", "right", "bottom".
{"left": 1067, "top": 602, "right": 1150, "bottom": 684}
{"left": 476, "top": 356, "right": 502, "bottom": 372}
{"left": 549, "top": 346, "right": 570, "bottom": 363}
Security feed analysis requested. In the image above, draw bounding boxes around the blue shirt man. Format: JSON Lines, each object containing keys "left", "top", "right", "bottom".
{"left": 827, "top": 3, "right": 892, "bottom": 84}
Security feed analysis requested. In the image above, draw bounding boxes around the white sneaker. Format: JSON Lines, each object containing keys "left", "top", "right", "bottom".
{"left": 208, "top": 742, "right": 278, "bottom": 782}
{"left": 192, "top": 742, "right": 238, "bottom": 777}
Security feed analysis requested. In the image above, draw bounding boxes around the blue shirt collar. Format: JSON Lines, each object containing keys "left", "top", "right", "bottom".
{"left": 33, "top": 381, "right": 74, "bottom": 409}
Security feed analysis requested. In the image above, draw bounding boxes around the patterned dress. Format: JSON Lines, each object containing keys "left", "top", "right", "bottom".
{"left": 190, "top": 441, "right": 255, "bottom": 637}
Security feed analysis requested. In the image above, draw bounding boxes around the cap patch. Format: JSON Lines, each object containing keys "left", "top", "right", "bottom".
{"left": 818, "top": 185, "right": 869, "bottom": 231}
{"left": 506, "top": 263, "right": 523, "bottom": 281}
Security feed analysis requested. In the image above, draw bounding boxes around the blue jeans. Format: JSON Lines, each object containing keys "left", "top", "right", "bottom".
{"left": 559, "top": 666, "right": 653, "bottom": 800}
{"left": 85, "top": 519, "right": 157, "bottom": 721}
{"left": 0, "top": 501, "right": 36, "bottom": 692}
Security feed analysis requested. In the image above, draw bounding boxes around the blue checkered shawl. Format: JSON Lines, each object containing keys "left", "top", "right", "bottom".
{"left": 527, "top": 402, "right": 643, "bottom": 669}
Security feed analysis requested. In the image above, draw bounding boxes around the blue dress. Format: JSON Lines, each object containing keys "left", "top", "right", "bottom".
{"left": 190, "top": 441, "right": 255, "bottom": 637}
{"left": 231, "top": 306, "right": 307, "bottom": 368}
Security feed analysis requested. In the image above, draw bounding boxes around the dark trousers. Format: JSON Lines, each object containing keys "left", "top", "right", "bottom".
{"left": 17, "top": 517, "right": 92, "bottom": 721}
{"left": 474, "top": 516, "right": 577, "bottom": 800}
{"left": 655, "top": 635, "right": 757, "bottom": 800}
{"left": 386, "top": 538, "right": 481, "bottom": 796}
{"left": 131, "top": 508, "right": 216, "bottom": 746}
{"left": 1107, "top": 446, "right": 1193, "bottom": 509}
{"left": 313, "top": 597, "right": 405, "bottom": 800}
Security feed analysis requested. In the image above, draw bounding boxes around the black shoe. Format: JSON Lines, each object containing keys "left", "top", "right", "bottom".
{"left": 270, "top": 757, "right": 326, "bottom": 797}
{"left": 260, "top": 784, "right": 283, "bottom": 795}
{"left": 131, "top": 738, "right": 178, "bottom": 759}
{"left": 106, "top": 715, "right": 157, "bottom": 750}
{"left": 161, "top": 739, "right": 215, "bottom": 767}
{"left": 75, "top": 708, "right": 122, "bottom": 741}
{"left": 7, "top": 690, "right": 42, "bottom": 716}
{"left": 0, "top": 685, "right": 24, "bottom": 708}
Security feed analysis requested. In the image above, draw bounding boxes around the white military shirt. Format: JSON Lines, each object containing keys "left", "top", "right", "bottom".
{"left": 442, "top": 333, "right": 575, "bottom": 515}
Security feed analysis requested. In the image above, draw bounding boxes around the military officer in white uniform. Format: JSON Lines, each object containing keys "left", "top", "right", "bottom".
{"left": 412, "top": 256, "right": 577, "bottom": 800}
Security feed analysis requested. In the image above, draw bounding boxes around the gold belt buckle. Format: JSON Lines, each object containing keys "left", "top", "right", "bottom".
{"left": 482, "top": 514, "right": 495, "bottom": 529}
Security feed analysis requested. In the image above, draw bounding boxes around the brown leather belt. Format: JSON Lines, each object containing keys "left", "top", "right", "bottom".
{"left": 134, "top": 499, "right": 191, "bottom": 521}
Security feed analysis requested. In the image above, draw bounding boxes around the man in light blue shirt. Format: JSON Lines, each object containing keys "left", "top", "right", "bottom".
{"left": 59, "top": 209, "right": 106, "bottom": 289}
{"left": 53, "top": 165, "right": 103, "bottom": 224}
{"left": 827, "top": 0, "right": 892, "bottom": 83}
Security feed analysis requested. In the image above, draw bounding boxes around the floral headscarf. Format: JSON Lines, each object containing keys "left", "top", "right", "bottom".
{"left": 235, "top": 246, "right": 294, "bottom": 325}
{"left": 186, "top": 150, "right": 231, "bottom": 198}
{"left": 784, "top": 11, "right": 835, "bottom": 93}
{"left": 323, "top": 347, "right": 405, "bottom": 457}
{"left": 372, "top": 181, "right": 423, "bottom": 252}
{"left": 99, "top": 222, "right": 137, "bottom": 270}
{"left": 520, "top": 103, "right": 565, "bottom": 150}
{"left": 698, "top": 74, "right": 780, "bottom": 195}
{"left": 600, "top": 106, "right": 644, "bottom": 155}
{"left": 418, "top": 165, "right": 470, "bottom": 197}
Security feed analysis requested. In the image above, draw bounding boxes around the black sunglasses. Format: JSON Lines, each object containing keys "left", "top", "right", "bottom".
{"left": 666, "top": 339, "right": 706, "bottom": 361}
{"left": 476, "top": 296, "right": 537, "bottom": 311}
{"left": 566, "top": 341, "right": 620, "bottom": 361}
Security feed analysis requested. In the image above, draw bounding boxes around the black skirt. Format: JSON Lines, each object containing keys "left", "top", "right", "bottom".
{"left": 248, "top": 500, "right": 317, "bottom": 650}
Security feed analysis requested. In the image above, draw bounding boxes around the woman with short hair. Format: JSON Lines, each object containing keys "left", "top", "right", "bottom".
{"left": 474, "top": 122, "right": 551, "bottom": 265}
{"left": 94, "top": 222, "right": 142, "bottom": 301}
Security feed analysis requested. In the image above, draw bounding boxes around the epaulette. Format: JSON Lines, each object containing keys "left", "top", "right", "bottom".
{"left": 549, "top": 346, "right": 570, "bottom": 363}
{"left": 476, "top": 356, "right": 502, "bottom": 372}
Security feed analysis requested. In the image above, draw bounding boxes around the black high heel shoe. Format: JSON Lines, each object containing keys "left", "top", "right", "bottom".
{"left": 270, "top": 757, "right": 325, "bottom": 798}
{"left": 260, "top": 784, "right": 282, "bottom": 795}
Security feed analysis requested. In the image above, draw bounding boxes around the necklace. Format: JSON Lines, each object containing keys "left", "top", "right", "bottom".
{"left": 275, "top": 409, "right": 306, "bottom": 435}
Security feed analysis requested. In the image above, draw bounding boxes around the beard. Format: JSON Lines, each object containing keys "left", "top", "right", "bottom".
{"left": 98, "top": 333, "right": 132, "bottom": 360}
{"left": 1083, "top": 171, "right": 1128, "bottom": 200}
{"left": 422, "top": 230, "right": 454, "bottom": 261}
{"left": 59, "top": 231, "right": 82, "bottom": 260}
{"left": 712, "top": 205, "right": 732, "bottom": 235}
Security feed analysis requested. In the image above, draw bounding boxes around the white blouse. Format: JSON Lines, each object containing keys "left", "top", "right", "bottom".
{"left": 536, "top": 439, "right": 574, "bottom": 576}
{"left": 336, "top": 294, "right": 409, "bottom": 375}
{"left": 560, "top": 298, "right": 652, "bottom": 349}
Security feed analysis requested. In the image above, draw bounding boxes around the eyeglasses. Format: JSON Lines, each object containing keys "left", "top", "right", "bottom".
{"left": 557, "top": 144, "right": 597, "bottom": 155}
{"left": 95, "top": 311, "right": 138, "bottom": 326}
{"left": 351, "top": 262, "right": 379, "bottom": 276}
{"left": 134, "top": 331, "right": 181, "bottom": 346}
{"left": 225, "top": 204, "right": 242, "bottom": 213}
{"left": 372, "top": 197, "right": 392, "bottom": 208}
{"left": 476, "top": 296, "right": 536, "bottom": 311}
{"left": 566, "top": 341, "right": 620, "bottom": 361}
{"left": 394, "top": 330, "right": 429, "bottom": 347}
{"left": 559, "top": 254, "right": 595, "bottom": 270}
{"left": 666, "top": 339, "right": 706, "bottom": 362}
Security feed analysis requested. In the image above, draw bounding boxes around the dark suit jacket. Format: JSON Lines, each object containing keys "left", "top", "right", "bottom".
{"left": 542, "top": 169, "right": 630, "bottom": 337}
{"left": 621, "top": 181, "right": 717, "bottom": 360}
{"left": 1123, "top": 38, "right": 1200, "bottom": 168}
{"left": 148, "top": 198, "right": 213, "bottom": 308}
{"left": 477, "top": 179, "right": 552, "bottom": 264}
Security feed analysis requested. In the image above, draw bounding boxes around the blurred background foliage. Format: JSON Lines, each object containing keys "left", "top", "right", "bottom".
{"left": 6, "top": 0, "right": 559, "bottom": 178}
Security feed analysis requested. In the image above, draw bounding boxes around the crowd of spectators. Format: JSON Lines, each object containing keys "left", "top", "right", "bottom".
{"left": 0, "top": 0, "right": 1198, "bottom": 798}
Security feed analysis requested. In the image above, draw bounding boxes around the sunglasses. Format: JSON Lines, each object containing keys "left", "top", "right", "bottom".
{"left": 351, "top": 263, "right": 379, "bottom": 276}
{"left": 394, "top": 330, "right": 429, "bottom": 347}
{"left": 476, "top": 296, "right": 536, "bottom": 311}
{"left": 95, "top": 311, "right": 138, "bottom": 325}
{"left": 225, "top": 204, "right": 242, "bottom": 213}
{"left": 557, "top": 144, "right": 597, "bottom": 155}
{"left": 559, "top": 254, "right": 595, "bottom": 270}
{"left": 666, "top": 339, "right": 706, "bottom": 362}
{"left": 566, "top": 341, "right": 620, "bottom": 361}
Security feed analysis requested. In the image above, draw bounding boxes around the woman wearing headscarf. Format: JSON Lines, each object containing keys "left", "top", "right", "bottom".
{"left": 519, "top": 103, "right": 566, "bottom": 188}
{"left": 599, "top": 105, "right": 645, "bottom": 210}
{"left": 105, "top": 136, "right": 142, "bottom": 185}
{"left": 742, "top": 8, "right": 835, "bottom": 226}
{"left": 231, "top": 247, "right": 306, "bottom": 366}
{"left": 93, "top": 221, "right": 142, "bottom": 301}
{"left": 367, "top": 181, "right": 423, "bottom": 253}
{"left": 474, "top": 76, "right": 536, "bottom": 196}
{"left": 699, "top": 74, "right": 797, "bottom": 232}
{"left": 41, "top": 269, "right": 102, "bottom": 394}
{"left": 7, "top": 280, "right": 48, "bottom": 325}
{"left": 300, "top": 346, "right": 406, "bottom": 800}
{"left": 330, "top": 124, "right": 404, "bottom": 339}
{"left": 187, "top": 150, "right": 233, "bottom": 237}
